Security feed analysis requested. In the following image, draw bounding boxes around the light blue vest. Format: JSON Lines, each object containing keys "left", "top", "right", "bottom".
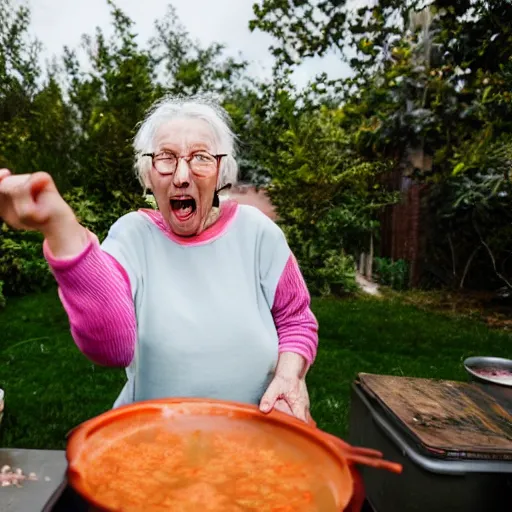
{"left": 100, "top": 205, "right": 290, "bottom": 409}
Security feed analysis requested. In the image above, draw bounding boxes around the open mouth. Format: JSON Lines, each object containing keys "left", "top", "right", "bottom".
{"left": 170, "top": 197, "right": 197, "bottom": 221}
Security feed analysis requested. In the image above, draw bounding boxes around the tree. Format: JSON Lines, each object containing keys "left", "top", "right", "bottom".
{"left": 150, "top": 5, "right": 248, "bottom": 97}
{"left": 251, "top": 0, "right": 512, "bottom": 290}
{"left": 60, "top": 0, "right": 157, "bottom": 196}
{"left": 262, "top": 102, "right": 396, "bottom": 293}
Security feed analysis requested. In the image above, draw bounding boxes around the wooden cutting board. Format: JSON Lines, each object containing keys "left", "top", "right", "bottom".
{"left": 358, "top": 373, "right": 512, "bottom": 460}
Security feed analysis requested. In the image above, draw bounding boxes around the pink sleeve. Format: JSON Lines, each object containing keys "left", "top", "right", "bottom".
{"left": 43, "top": 231, "right": 136, "bottom": 367}
{"left": 271, "top": 255, "right": 319, "bottom": 366}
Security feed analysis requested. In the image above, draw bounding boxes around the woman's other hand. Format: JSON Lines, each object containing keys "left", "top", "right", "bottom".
{"left": 260, "top": 374, "right": 310, "bottom": 422}
{"left": 259, "top": 352, "right": 310, "bottom": 422}
{"left": 0, "top": 169, "right": 88, "bottom": 258}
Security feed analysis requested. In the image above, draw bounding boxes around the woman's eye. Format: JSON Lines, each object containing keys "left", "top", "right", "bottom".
{"left": 193, "top": 153, "right": 213, "bottom": 162}
{"left": 157, "top": 153, "right": 176, "bottom": 161}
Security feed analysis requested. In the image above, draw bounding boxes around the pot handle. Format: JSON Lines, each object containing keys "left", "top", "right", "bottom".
{"left": 321, "top": 431, "right": 403, "bottom": 474}
{"left": 305, "top": 412, "right": 402, "bottom": 474}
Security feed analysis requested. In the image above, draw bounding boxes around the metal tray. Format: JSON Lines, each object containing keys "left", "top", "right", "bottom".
{"left": 464, "top": 356, "right": 512, "bottom": 387}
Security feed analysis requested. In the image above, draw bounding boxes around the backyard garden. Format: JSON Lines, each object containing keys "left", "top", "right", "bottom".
{"left": 1, "top": 0, "right": 512, "bottom": 452}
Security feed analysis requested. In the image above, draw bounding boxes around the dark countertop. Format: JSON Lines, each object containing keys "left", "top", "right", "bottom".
{"left": 0, "top": 449, "right": 66, "bottom": 512}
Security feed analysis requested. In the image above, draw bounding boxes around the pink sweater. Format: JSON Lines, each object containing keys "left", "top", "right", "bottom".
{"left": 43, "top": 206, "right": 318, "bottom": 369}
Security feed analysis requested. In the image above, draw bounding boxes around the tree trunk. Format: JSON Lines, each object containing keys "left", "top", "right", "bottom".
{"left": 359, "top": 252, "right": 366, "bottom": 274}
{"left": 365, "top": 234, "right": 374, "bottom": 280}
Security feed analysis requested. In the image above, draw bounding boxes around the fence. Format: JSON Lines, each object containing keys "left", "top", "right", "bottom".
{"left": 378, "top": 169, "right": 428, "bottom": 287}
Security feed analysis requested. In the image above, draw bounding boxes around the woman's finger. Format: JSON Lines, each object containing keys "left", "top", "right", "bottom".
{"left": 305, "top": 409, "right": 317, "bottom": 427}
{"left": 11, "top": 177, "right": 39, "bottom": 226}
{"left": 259, "top": 379, "right": 280, "bottom": 413}
{"left": 0, "top": 169, "right": 11, "bottom": 182}
{"left": 28, "top": 172, "right": 55, "bottom": 201}
{"left": 288, "top": 396, "right": 308, "bottom": 422}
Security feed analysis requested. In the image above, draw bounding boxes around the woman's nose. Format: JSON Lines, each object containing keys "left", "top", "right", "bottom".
{"left": 173, "top": 158, "right": 191, "bottom": 187}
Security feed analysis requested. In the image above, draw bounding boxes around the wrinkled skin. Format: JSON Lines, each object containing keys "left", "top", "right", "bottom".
{"left": 260, "top": 373, "right": 311, "bottom": 421}
{"left": 146, "top": 118, "right": 220, "bottom": 237}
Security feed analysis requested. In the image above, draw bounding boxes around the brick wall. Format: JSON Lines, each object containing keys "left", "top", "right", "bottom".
{"left": 229, "top": 184, "right": 277, "bottom": 221}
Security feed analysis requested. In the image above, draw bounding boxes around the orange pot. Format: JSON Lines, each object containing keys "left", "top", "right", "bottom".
{"left": 66, "top": 398, "right": 401, "bottom": 511}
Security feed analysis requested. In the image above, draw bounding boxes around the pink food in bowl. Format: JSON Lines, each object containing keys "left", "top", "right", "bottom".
{"left": 473, "top": 367, "right": 512, "bottom": 383}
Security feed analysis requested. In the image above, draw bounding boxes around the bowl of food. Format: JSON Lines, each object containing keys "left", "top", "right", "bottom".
{"left": 464, "top": 356, "right": 512, "bottom": 387}
{"left": 66, "top": 398, "right": 402, "bottom": 511}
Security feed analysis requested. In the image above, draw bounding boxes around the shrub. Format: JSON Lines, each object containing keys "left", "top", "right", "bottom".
{"left": 264, "top": 107, "right": 397, "bottom": 296}
{"left": 0, "top": 280, "right": 6, "bottom": 309}
{"left": 280, "top": 224, "right": 358, "bottom": 296}
{"left": 316, "top": 250, "right": 359, "bottom": 296}
{"left": 0, "top": 226, "right": 53, "bottom": 296}
{"left": 373, "top": 257, "right": 409, "bottom": 291}
{"left": 62, "top": 187, "right": 148, "bottom": 242}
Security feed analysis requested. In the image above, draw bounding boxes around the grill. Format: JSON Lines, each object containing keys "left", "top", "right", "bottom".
{"left": 42, "top": 481, "right": 89, "bottom": 511}
{"left": 348, "top": 373, "right": 512, "bottom": 512}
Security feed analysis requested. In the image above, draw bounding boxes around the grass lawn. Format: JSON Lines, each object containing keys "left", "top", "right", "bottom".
{"left": 0, "top": 288, "right": 510, "bottom": 450}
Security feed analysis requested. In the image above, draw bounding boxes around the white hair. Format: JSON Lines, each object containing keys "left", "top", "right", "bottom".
{"left": 133, "top": 94, "right": 239, "bottom": 191}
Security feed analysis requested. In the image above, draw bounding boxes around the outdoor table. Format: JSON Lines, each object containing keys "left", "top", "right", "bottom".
{"left": 348, "top": 373, "right": 512, "bottom": 512}
{"left": 0, "top": 448, "right": 67, "bottom": 512}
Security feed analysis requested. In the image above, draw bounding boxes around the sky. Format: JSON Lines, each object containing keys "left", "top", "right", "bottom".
{"left": 25, "top": 0, "right": 352, "bottom": 89}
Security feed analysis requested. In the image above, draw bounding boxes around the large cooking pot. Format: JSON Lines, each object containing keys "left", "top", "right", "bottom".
{"left": 66, "top": 398, "right": 402, "bottom": 511}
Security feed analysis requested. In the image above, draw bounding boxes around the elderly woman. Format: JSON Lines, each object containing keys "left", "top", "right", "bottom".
{"left": 0, "top": 95, "right": 318, "bottom": 421}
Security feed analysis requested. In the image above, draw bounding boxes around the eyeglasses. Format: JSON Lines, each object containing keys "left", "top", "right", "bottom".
{"left": 142, "top": 150, "right": 227, "bottom": 177}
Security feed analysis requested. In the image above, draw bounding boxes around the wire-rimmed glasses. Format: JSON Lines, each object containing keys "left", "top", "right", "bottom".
{"left": 142, "top": 150, "right": 226, "bottom": 177}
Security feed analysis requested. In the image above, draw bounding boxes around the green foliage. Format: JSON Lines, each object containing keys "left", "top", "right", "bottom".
{"left": 263, "top": 104, "right": 397, "bottom": 294}
{"left": 60, "top": 1, "right": 249, "bottom": 197}
{"left": 62, "top": 188, "right": 147, "bottom": 242}
{"left": 316, "top": 251, "right": 358, "bottom": 297}
{"left": 252, "top": 0, "right": 512, "bottom": 290}
{"left": 1, "top": 0, "right": 510, "bottom": 297}
{"left": 374, "top": 257, "right": 410, "bottom": 291}
{"left": 0, "top": 0, "right": 75, "bottom": 189}
{"left": 0, "top": 280, "right": 6, "bottom": 309}
{"left": 0, "top": 226, "right": 52, "bottom": 296}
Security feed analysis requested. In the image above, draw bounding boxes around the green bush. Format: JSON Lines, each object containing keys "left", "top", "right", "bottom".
{"left": 374, "top": 257, "right": 409, "bottom": 291}
{"left": 263, "top": 107, "right": 397, "bottom": 296}
{"left": 280, "top": 224, "right": 358, "bottom": 296}
{"left": 316, "top": 250, "right": 358, "bottom": 296}
{"left": 62, "top": 187, "right": 148, "bottom": 242}
{"left": 0, "top": 226, "right": 53, "bottom": 296}
{"left": 0, "top": 280, "right": 6, "bottom": 309}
